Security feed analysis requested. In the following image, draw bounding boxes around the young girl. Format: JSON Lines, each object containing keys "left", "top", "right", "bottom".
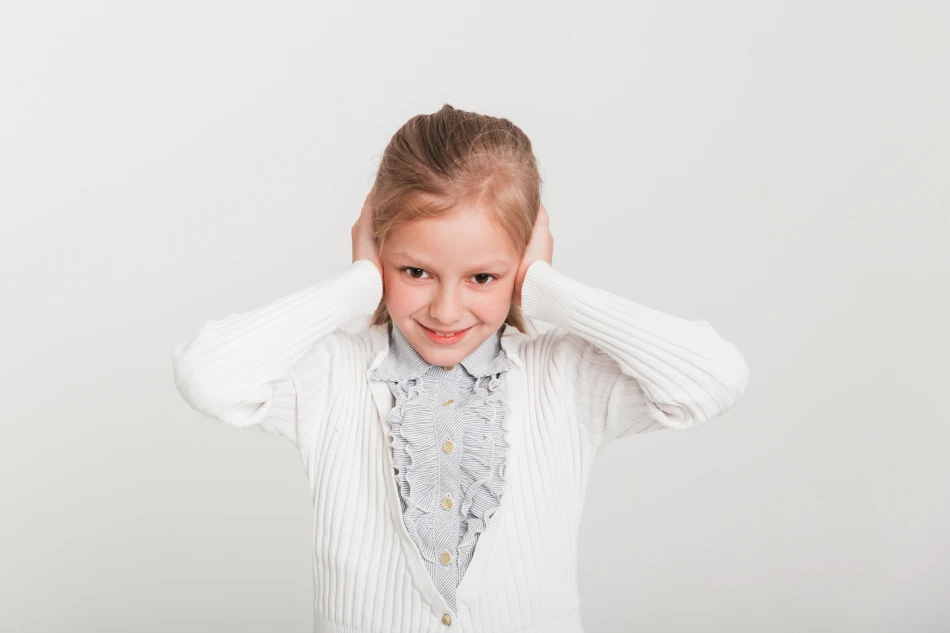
{"left": 173, "top": 104, "right": 749, "bottom": 633}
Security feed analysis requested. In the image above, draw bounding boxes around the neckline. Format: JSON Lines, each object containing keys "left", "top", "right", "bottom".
{"left": 364, "top": 323, "right": 527, "bottom": 616}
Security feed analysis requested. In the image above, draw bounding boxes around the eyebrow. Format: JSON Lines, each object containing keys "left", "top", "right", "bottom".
{"left": 388, "top": 252, "right": 511, "bottom": 272}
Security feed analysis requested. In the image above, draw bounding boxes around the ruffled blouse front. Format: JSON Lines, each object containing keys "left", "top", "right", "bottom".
{"left": 369, "top": 323, "right": 514, "bottom": 612}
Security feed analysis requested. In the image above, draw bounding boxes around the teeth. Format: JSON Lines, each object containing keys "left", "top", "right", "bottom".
{"left": 428, "top": 327, "right": 461, "bottom": 336}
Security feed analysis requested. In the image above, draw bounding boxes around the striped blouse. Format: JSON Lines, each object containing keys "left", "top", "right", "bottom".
{"left": 369, "top": 322, "right": 515, "bottom": 612}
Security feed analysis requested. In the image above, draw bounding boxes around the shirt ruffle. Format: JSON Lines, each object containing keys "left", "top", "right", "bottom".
{"left": 386, "top": 371, "right": 510, "bottom": 578}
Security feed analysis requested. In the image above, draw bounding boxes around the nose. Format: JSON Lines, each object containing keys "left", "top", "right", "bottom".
{"left": 429, "top": 283, "right": 464, "bottom": 326}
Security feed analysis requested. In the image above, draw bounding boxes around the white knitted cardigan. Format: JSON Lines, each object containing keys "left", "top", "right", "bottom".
{"left": 172, "top": 259, "right": 750, "bottom": 633}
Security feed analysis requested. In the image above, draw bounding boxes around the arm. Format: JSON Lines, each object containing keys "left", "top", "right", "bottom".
{"left": 520, "top": 260, "right": 749, "bottom": 445}
{"left": 171, "top": 259, "right": 382, "bottom": 442}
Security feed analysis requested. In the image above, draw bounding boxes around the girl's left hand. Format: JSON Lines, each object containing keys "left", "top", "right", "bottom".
{"left": 512, "top": 202, "right": 554, "bottom": 307}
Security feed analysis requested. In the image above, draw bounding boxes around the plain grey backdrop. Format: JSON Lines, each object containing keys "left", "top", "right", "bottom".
{"left": 2, "top": 1, "right": 947, "bottom": 631}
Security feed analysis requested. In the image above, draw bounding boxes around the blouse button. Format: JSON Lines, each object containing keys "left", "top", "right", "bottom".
{"left": 440, "top": 551, "right": 452, "bottom": 565}
{"left": 442, "top": 440, "right": 455, "bottom": 453}
{"left": 442, "top": 399, "right": 454, "bottom": 406}
{"left": 443, "top": 365, "right": 455, "bottom": 371}
{"left": 442, "top": 496, "right": 453, "bottom": 510}
{"left": 441, "top": 613, "right": 452, "bottom": 626}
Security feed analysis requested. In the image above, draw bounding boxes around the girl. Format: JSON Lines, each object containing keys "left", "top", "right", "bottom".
{"left": 172, "top": 104, "right": 749, "bottom": 633}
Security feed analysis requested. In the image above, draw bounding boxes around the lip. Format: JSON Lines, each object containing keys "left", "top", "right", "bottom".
{"left": 419, "top": 323, "right": 474, "bottom": 345}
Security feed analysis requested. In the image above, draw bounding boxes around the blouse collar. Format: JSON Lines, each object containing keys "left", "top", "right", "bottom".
{"left": 370, "top": 322, "right": 514, "bottom": 382}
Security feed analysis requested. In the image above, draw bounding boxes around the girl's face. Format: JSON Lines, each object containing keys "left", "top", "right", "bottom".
{"left": 380, "top": 202, "right": 522, "bottom": 367}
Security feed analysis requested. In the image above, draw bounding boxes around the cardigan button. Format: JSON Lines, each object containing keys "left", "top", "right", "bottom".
{"left": 441, "top": 613, "right": 452, "bottom": 626}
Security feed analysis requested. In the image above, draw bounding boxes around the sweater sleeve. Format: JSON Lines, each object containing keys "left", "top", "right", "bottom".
{"left": 171, "top": 259, "right": 383, "bottom": 444}
{"left": 519, "top": 260, "right": 749, "bottom": 445}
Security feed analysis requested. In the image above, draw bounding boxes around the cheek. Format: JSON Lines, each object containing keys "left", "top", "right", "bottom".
{"left": 474, "top": 282, "right": 515, "bottom": 321}
{"left": 382, "top": 275, "right": 420, "bottom": 316}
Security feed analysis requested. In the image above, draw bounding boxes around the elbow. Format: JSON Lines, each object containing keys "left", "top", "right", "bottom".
{"left": 734, "top": 352, "right": 751, "bottom": 403}
{"left": 670, "top": 342, "right": 750, "bottom": 429}
{"left": 709, "top": 343, "right": 750, "bottom": 420}
{"left": 652, "top": 323, "right": 750, "bottom": 431}
{"left": 696, "top": 320, "right": 750, "bottom": 416}
{"left": 171, "top": 342, "right": 201, "bottom": 407}
{"left": 171, "top": 343, "right": 232, "bottom": 422}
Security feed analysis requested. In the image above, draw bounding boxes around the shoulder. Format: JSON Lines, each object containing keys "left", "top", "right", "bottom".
{"left": 505, "top": 323, "right": 592, "bottom": 376}
{"left": 290, "top": 324, "right": 383, "bottom": 387}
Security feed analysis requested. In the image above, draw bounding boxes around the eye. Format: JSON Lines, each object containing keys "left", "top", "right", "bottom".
{"left": 400, "top": 267, "right": 497, "bottom": 285}
{"left": 401, "top": 267, "right": 430, "bottom": 279}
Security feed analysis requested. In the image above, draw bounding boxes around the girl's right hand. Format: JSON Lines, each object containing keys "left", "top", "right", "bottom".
{"left": 351, "top": 186, "right": 383, "bottom": 280}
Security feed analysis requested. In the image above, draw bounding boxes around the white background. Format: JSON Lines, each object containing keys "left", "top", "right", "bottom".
{"left": 1, "top": 1, "right": 947, "bottom": 631}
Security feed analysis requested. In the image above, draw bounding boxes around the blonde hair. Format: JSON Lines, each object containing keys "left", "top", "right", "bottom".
{"left": 369, "top": 104, "right": 543, "bottom": 334}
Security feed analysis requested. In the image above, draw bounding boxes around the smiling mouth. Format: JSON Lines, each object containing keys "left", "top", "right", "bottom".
{"left": 422, "top": 325, "right": 470, "bottom": 336}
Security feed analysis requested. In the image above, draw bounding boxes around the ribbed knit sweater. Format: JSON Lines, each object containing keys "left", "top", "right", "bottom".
{"left": 172, "top": 259, "right": 750, "bottom": 633}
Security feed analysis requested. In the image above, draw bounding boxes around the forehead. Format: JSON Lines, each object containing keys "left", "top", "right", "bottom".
{"left": 383, "top": 205, "right": 519, "bottom": 268}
